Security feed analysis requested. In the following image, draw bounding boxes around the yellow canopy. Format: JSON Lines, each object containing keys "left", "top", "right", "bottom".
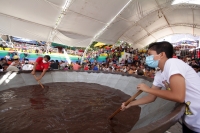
{"left": 94, "top": 42, "right": 106, "bottom": 47}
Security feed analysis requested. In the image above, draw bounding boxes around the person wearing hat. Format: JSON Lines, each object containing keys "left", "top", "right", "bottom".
{"left": 31, "top": 55, "right": 50, "bottom": 81}
{"left": 10, "top": 55, "right": 21, "bottom": 70}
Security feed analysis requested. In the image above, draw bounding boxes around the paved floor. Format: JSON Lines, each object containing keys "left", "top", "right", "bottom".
{"left": 165, "top": 122, "right": 182, "bottom": 133}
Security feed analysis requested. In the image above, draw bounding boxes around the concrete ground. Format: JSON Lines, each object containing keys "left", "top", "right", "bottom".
{"left": 165, "top": 122, "right": 182, "bottom": 133}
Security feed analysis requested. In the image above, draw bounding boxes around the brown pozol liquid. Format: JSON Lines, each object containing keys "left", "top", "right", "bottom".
{"left": 0, "top": 82, "right": 141, "bottom": 133}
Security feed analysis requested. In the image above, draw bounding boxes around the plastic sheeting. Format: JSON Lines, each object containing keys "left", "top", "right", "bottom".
{"left": 0, "top": 0, "right": 200, "bottom": 48}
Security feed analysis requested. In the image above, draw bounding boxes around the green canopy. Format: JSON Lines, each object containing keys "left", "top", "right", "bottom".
{"left": 51, "top": 42, "right": 68, "bottom": 48}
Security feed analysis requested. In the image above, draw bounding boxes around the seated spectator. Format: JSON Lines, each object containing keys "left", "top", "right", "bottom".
{"left": 192, "top": 65, "right": 200, "bottom": 77}
{"left": 126, "top": 66, "right": 130, "bottom": 73}
{"left": 5, "top": 54, "right": 10, "bottom": 61}
{"left": 93, "top": 64, "right": 98, "bottom": 71}
{"left": 84, "top": 64, "right": 89, "bottom": 71}
{"left": 10, "top": 55, "right": 21, "bottom": 70}
{"left": 64, "top": 66, "right": 68, "bottom": 70}
{"left": 55, "top": 60, "right": 60, "bottom": 68}
{"left": 73, "top": 61, "right": 81, "bottom": 71}
{"left": 60, "top": 61, "right": 66, "bottom": 70}
{"left": 137, "top": 69, "right": 144, "bottom": 76}
{"left": 108, "top": 67, "right": 112, "bottom": 72}
{"left": 144, "top": 68, "right": 150, "bottom": 77}
{"left": 128, "top": 68, "right": 134, "bottom": 75}
{"left": 120, "top": 65, "right": 126, "bottom": 73}
{"left": 120, "top": 59, "right": 125, "bottom": 65}
{"left": 190, "top": 59, "right": 198, "bottom": 66}
{"left": 127, "top": 57, "right": 133, "bottom": 64}
{"left": 0, "top": 64, "right": 3, "bottom": 72}
{"left": 116, "top": 68, "right": 121, "bottom": 72}
{"left": 172, "top": 53, "right": 177, "bottom": 58}
{"left": 103, "top": 65, "right": 109, "bottom": 71}
{"left": 0, "top": 58, "right": 6, "bottom": 72}
{"left": 7, "top": 59, "right": 12, "bottom": 65}
{"left": 132, "top": 65, "right": 137, "bottom": 72}
{"left": 68, "top": 63, "right": 73, "bottom": 70}
{"left": 149, "top": 68, "right": 155, "bottom": 78}
{"left": 3, "top": 63, "right": 19, "bottom": 72}
{"left": 140, "top": 65, "right": 145, "bottom": 72}
{"left": 50, "top": 60, "right": 59, "bottom": 70}
{"left": 0, "top": 58, "right": 7, "bottom": 66}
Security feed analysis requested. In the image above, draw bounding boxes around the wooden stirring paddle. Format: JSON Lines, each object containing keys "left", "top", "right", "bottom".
{"left": 108, "top": 90, "right": 143, "bottom": 120}
{"left": 33, "top": 75, "right": 44, "bottom": 88}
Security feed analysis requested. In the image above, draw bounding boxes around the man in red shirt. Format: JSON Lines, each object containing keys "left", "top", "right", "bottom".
{"left": 31, "top": 55, "right": 51, "bottom": 81}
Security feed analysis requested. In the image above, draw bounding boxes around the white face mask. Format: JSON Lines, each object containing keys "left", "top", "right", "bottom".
{"left": 42, "top": 59, "right": 47, "bottom": 63}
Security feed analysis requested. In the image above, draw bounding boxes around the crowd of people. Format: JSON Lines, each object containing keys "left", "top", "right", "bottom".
{"left": 1, "top": 42, "right": 200, "bottom": 79}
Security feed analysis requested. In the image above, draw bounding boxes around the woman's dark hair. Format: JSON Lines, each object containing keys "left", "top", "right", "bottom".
{"left": 148, "top": 41, "right": 173, "bottom": 58}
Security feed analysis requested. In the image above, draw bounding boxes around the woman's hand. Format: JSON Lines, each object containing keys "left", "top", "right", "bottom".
{"left": 120, "top": 102, "right": 130, "bottom": 111}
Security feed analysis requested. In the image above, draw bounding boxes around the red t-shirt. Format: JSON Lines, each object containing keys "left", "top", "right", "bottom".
{"left": 35, "top": 57, "right": 49, "bottom": 70}
{"left": 84, "top": 66, "right": 89, "bottom": 70}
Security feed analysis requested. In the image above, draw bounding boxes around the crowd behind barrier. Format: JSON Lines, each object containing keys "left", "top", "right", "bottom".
{"left": 1, "top": 42, "right": 200, "bottom": 78}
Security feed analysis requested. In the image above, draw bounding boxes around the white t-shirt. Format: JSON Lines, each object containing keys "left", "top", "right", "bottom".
{"left": 197, "top": 72, "right": 200, "bottom": 77}
{"left": 153, "top": 58, "right": 200, "bottom": 132}
{"left": 5, "top": 55, "right": 10, "bottom": 60}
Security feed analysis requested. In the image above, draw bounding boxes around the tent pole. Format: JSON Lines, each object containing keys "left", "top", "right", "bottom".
{"left": 80, "top": 0, "right": 133, "bottom": 64}
{"left": 81, "top": 41, "right": 93, "bottom": 64}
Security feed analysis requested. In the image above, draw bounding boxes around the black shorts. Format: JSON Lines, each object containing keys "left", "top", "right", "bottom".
{"left": 182, "top": 123, "right": 198, "bottom": 133}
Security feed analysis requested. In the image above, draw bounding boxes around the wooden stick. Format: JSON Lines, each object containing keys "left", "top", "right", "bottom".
{"left": 33, "top": 75, "right": 44, "bottom": 88}
{"left": 108, "top": 90, "right": 143, "bottom": 120}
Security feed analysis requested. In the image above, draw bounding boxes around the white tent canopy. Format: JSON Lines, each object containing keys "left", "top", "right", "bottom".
{"left": 0, "top": 0, "right": 200, "bottom": 48}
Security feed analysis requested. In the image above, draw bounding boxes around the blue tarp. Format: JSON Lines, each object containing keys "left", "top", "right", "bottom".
{"left": 12, "top": 37, "right": 41, "bottom": 45}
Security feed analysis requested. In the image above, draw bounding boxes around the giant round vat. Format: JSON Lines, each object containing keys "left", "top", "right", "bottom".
{"left": 0, "top": 71, "right": 185, "bottom": 133}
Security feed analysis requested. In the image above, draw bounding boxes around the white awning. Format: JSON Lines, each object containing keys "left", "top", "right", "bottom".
{"left": 0, "top": 0, "right": 200, "bottom": 48}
